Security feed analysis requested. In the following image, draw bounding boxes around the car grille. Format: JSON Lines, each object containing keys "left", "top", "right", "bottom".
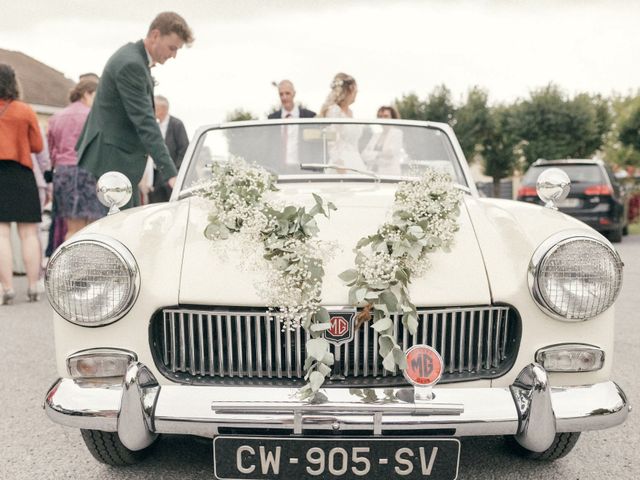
{"left": 150, "top": 305, "right": 520, "bottom": 386}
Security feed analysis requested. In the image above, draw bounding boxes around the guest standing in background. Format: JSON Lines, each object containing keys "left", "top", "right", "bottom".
{"left": 147, "top": 95, "right": 189, "bottom": 203}
{"left": 47, "top": 78, "right": 102, "bottom": 241}
{"left": 362, "top": 105, "right": 404, "bottom": 175}
{"left": 0, "top": 63, "right": 44, "bottom": 304}
{"left": 267, "top": 80, "right": 316, "bottom": 170}
{"left": 267, "top": 80, "right": 316, "bottom": 120}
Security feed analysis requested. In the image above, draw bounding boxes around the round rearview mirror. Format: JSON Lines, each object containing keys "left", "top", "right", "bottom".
{"left": 536, "top": 168, "right": 570, "bottom": 209}
{"left": 96, "top": 171, "right": 132, "bottom": 215}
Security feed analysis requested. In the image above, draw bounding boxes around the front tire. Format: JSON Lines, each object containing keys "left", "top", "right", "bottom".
{"left": 505, "top": 432, "right": 581, "bottom": 461}
{"left": 80, "top": 429, "right": 157, "bottom": 466}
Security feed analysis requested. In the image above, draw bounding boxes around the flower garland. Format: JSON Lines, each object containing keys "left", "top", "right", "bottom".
{"left": 197, "top": 160, "right": 461, "bottom": 398}
{"left": 195, "top": 159, "right": 337, "bottom": 399}
{"left": 339, "top": 168, "right": 462, "bottom": 373}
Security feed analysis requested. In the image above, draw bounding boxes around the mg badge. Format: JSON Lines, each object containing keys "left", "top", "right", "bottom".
{"left": 403, "top": 344, "right": 444, "bottom": 387}
{"left": 323, "top": 310, "right": 355, "bottom": 346}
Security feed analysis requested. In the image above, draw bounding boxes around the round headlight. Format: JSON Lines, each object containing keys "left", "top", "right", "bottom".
{"left": 529, "top": 231, "right": 623, "bottom": 321}
{"left": 45, "top": 235, "right": 139, "bottom": 326}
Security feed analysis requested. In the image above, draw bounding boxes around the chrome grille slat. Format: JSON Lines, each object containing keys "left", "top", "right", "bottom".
{"left": 255, "top": 316, "right": 263, "bottom": 378}
{"left": 163, "top": 312, "right": 169, "bottom": 366}
{"left": 236, "top": 316, "right": 243, "bottom": 378}
{"left": 155, "top": 306, "right": 518, "bottom": 385}
{"left": 179, "top": 313, "right": 186, "bottom": 371}
{"left": 245, "top": 316, "right": 253, "bottom": 378}
{"left": 197, "top": 314, "right": 205, "bottom": 375}
{"left": 295, "top": 325, "right": 302, "bottom": 378}
{"left": 275, "top": 316, "right": 282, "bottom": 377}
{"left": 265, "top": 316, "right": 272, "bottom": 377}
{"left": 207, "top": 315, "right": 214, "bottom": 375}
{"left": 216, "top": 315, "right": 224, "bottom": 377}
{"left": 225, "top": 315, "right": 233, "bottom": 377}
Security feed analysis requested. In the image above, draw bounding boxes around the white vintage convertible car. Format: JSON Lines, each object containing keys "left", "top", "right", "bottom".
{"left": 44, "top": 119, "right": 629, "bottom": 479}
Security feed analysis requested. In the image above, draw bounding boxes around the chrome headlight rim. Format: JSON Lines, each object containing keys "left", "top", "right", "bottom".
{"left": 45, "top": 233, "right": 140, "bottom": 327}
{"left": 528, "top": 229, "right": 623, "bottom": 322}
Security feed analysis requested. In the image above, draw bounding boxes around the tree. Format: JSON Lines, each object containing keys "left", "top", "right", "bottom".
{"left": 395, "top": 92, "right": 428, "bottom": 121}
{"left": 619, "top": 101, "right": 640, "bottom": 151}
{"left": 511, "top": 84, "right": 609, "bottom": 166}
{"left": 425, "top": 84, "right": 455, "bottom": 125}
{"left": 225, "top": 108, "right": 257, "bottom": 122}
{"left": 455, "top": 86, "right": 492, "bottom": 161}
{"left": 482, "top": 104, "right": 522, "bottom": 197}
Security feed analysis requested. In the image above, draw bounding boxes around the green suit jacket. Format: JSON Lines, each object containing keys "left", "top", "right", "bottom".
{"left": 76, "top": 40, "right": 178, "bottom": 202}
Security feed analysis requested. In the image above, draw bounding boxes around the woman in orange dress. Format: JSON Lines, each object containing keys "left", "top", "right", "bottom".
{"left": 0, "top": 63, "right": 44, "bottom": 304}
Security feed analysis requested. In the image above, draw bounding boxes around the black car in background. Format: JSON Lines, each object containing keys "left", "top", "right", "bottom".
{"left": 517, "top": 159, "right": 628, "bottom": 242}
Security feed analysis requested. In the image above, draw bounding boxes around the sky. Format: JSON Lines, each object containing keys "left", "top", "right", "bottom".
{"left": 1, "top": 0, "right": 639, "bottom": 137}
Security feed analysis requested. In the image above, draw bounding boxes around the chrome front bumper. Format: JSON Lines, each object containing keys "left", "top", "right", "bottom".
{"left": 44, "top": 362, "right": 629, "bottom": 453}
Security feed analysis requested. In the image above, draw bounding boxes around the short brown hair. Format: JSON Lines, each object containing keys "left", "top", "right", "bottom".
{"left": 148, "top": 11, "right": 194, "bottom": 45}
{"left": 377, "top": 105, "right": 400, "bottom": 119}
{"left": 69, "top": 78, "right": 98, "bottom": 103}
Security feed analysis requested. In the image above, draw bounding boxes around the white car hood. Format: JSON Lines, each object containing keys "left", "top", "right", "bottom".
{"left": 179, "top": 183, "right": 491, "bottom": 307}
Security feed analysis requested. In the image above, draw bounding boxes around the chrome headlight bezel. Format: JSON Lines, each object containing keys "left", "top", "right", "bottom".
{"left": 528, "top": 229, "right": 623, "bottom": 322}
{"left": 45, "top": 234, "right": 140, "bottom": 327}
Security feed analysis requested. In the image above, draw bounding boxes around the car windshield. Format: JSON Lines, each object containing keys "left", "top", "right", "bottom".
{"left": 180, "top": 120, "right": 466, "bottom": 190}
{"left": 522, "top": 164, "right": 605, "bottom": 185}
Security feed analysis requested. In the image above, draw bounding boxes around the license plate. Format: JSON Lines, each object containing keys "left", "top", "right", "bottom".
{"left": 558, "top": 198, "right": 581, "bottom": 208}
{"left": 213, "top": 436, "right": 460, "bottom": 480}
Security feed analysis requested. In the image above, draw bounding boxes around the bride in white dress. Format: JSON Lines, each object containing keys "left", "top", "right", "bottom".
{"left": 318, "top": 73, "right": 367, "bottom": 171}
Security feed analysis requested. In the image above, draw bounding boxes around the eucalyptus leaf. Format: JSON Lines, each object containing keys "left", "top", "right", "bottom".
{"left": 372, "top": 316, "right": 392, "bottom": 333}
{"left": 309, "top": 371, "right": 326, "bottom": 392}
{"left": 393, "top": 346, "right": 407, "bottom": 370}
{"left": 307, "top": 338, "right": 328, "bottom": 361}
{"left": 338, "top": 269, "right": 359, "bottom": 284}
{"left": 315, "top": 307, "right": 330, "bottom": 323}
{"left": 317, "top": 363, "right": 332, "bottom": 376}
{"left": 310, "top": 322, "right": 332, "bottom": 332}
{"left": 321, "top": 351, "right": 335, "bottom": 365}
{"left": 382, "top": 350, "right": 397, "bottom": 372}
{"left": 379, "top": 291, "right": 399, "bottom": 313}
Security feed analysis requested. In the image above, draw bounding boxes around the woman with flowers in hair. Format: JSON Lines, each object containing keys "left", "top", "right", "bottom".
{"left": 318, "top": 73, "right": 367, "bottom": 171}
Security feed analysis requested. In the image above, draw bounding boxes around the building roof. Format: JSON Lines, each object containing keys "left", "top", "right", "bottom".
{"left": 0, "top": 48, "right": 75, "bottom": 109}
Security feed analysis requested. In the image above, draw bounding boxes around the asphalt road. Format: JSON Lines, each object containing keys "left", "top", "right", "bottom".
{"left": 0, "top": 236, "right": 637, "bottom": 480}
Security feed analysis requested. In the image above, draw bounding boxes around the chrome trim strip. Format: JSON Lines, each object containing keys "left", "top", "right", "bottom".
{"left": 45, "top": 368, "right": 629, "bottom": 438}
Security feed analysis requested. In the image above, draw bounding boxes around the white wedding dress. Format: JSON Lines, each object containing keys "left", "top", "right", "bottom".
{"left": 325, "top": 105, "right": 367, "bottom": 171}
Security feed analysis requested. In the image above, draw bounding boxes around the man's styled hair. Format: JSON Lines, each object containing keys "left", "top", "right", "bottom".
{"left": 148, "top": 11, "right": 194, "bottom": 46}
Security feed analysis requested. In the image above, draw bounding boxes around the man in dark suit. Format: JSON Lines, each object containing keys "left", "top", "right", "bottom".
{"left": 267, "top": 80, "right": 316, "bottom": 171}
{"left": 147, "top": 95, "right": 189, "bottom": 203}
{"left": 267, "top": 80, "right": 316, "bottom": 120}
{"left": 76, "top": 11, "right": 194, "bottom": 209}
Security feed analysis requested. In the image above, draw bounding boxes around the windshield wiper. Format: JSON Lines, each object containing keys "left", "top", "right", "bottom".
{"left": 299, "top": 163, "right": 379, "bottom": 181}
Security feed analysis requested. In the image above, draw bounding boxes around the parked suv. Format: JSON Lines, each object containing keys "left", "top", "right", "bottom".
{"left": 518, "top": 159, "right": 628, "bottom": 242}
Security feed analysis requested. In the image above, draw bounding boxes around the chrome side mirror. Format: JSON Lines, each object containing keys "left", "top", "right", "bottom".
{"left": 536, "top": 168, "right": 570, "bottom": 209}
{"left": 96, "top": 172, "right": 132, "bottom": 215}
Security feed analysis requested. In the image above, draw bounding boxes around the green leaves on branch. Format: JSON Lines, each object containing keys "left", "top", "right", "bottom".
{"left": 340, "top": 169, "right": 461, "bottom": 376}
{"left": 197, "top": 159, "right": 337, "bottom": 399}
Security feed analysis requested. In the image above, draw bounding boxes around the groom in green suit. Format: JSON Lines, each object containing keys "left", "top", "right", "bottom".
{"left": 76, "top": 12, "right": 194, "bottom": 209}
